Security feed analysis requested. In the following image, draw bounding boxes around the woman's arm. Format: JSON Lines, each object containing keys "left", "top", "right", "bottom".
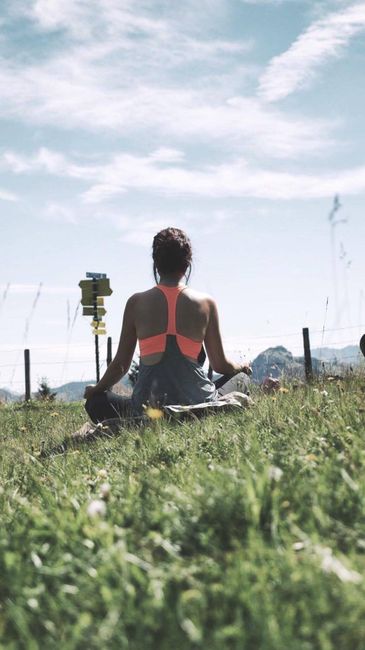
{"left": 84, "top": 295, "right": 137, "bottom": 397}
{"left": 204, "top": 298, "right": 251, "bottom": 376}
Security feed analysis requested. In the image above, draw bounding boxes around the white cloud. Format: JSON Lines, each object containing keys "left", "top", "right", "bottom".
{"left": 0, "top": 69, "right": 335, "bottom": 158}
{"left": 258, "top": 2, "right": 365, "bottom": 101}
{"left": 43, "top": 202, "right": 78, "bottom": 224}
{"left": 0, "top": 2, "right": 335, "bottom": 160}
{"left": 83, "top": 154, "right": 365, "bottom": 200}
{"left": 4, "top": 146, "right": 365, "bottom": 201}
{"left": 0, "top": 283, "right": 79, "bottom": 295}
{"left": 0, "top": 188, "right": 17, "bottom": 201}
{"left": 2, "top": 148, "right": 69, "bottom": 175}
{"left": 149, "top": 148, "right": 186, "bottom": 163}
{"left": 108, "top": 210, "right": 235, "bottom": 247}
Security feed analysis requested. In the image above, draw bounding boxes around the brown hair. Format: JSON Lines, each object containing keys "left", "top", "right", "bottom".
{"left": 152, "top": 227, "right": 192, "bottom": 283}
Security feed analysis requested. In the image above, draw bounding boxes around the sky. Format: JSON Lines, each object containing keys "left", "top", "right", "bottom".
{"left": 1, "top": 0, "right": 365, "bottom": 392}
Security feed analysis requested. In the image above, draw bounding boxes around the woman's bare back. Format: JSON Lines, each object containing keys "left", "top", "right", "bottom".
{"left": 133, "top": 286, "right": 211, "bottom": 365}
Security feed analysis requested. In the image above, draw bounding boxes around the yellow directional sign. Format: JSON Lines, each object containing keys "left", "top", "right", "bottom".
{"left": 79, "top": 278, "right": 112, "bottom": 296}
{"left": 83, "top": 307, "right": 106, "bottom": 317}
{"left": 91, "top": 320, "right": 105, "bottom": 328}
{"left": 92, "top": 329, "right": 106, "bottom": 336}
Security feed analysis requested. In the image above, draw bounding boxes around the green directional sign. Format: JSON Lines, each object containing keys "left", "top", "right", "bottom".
{"left": 82, "top": 307, "right": 106, "bottom": 317}
{"left": 79, "top": 278, "right": 112, "bottom": 297}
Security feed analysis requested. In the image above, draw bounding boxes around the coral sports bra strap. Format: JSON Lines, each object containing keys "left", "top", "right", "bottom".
{"left": 156, "top": 284, "right": 185, "bottom": 335}
{"left": 139, "top": 284, "right": 202, "bottom": 360}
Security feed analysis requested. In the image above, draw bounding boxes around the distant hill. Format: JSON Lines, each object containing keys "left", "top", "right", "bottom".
{"left": 52, "top": 381, "right": 95, "bottom": 402}
{"left": 252, "top": 346, "right": 301, "bottom": 383}
{"left": 52, "top": 376, "right": 132, "bottom": 402}
{"left": 0, "top": 378, "right": 131, "bottom": 403}
{"left": 311, "top": 345, "right": 362, "bottom": 365}
{"left": 52, "top": 375, "right": 131, "bottom": 402}
{"left": 0, "top": 388, "right": 21, "bottom": 403}
{"left": 251, "top": 346, "right": 326, "bottom": 383}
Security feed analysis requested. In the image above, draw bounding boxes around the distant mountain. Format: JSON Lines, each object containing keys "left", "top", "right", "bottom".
{"left": 251, "top": 346, "right": 324, "bottom": 384}
{"left": 52, "top": 375, "right": 132, "bottom": 402}
{"left": 252, "top": 346, "right": 302, "bottom": 383}
{"left": 311, "top": 345, "right": 362, "bottom": 365}
{"left": 52, "top": 380, "right": 95, "bottom": 402}
{"left": 0, "top": 377, "right": 132, "bottom": 403}
{"left": 0, "top": 388, "right": 21, "bottom": 403}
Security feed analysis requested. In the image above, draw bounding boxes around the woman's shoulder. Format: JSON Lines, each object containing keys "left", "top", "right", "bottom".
{"left": 125, "top": 287, "right": 161, "bottom": 307}
{"left": 127, "top": 286, "right": 215, "bottom": 305}
{"left": 182, "top": 286, "right": 215, "bottom": 305}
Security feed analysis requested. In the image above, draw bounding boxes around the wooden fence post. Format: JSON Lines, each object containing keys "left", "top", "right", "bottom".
{"left": 107, "top": 336, "right": 112, "bottom": 366}
{"left": 24, "top": 349, "right": 31, "bottom": 401}
{"left": 360, "top": 334, "right": 365, "bottom": 358}
{"left": 302, "top": 327, "right": 313, "bottom": 382}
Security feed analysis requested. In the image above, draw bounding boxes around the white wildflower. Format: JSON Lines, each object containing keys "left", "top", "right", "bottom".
{"left": 30, "top": 552, "right": 42, "bottom": 568}
{"left": 87, "top": 499, "right": 106, "bottom": 518}
{"left": 268, "top": 465, "right": 283, "bottom": 482}
{"left": 100, "top": 482, "right": 111, "bottom": 500}
{"left": 181, "top": 618, "right": 202, "bottom": 643}
{"left": 87, "top": 567, "right": 98, "bottom": 578}
{"left": 27, "top": 598, "right": 39, "bottom": 609}
{"left": 62, "top": 584, "right": 79, "bottom": 594}
{"left": 83, "top": 539, "right": 95, "bottom": 549}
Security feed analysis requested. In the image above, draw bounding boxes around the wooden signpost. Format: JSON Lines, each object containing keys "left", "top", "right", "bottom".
{"left": 79, "top": 272, "right": 113, "bottom": 382}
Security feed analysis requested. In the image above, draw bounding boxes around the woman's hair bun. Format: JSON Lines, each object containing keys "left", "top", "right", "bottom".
{"left": 152, "top": 227, "right": 192, "bottom": 280}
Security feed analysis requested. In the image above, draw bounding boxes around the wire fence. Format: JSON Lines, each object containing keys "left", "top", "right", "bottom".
{"left": 1, "top": 322, "right": 364, "bottom": 396}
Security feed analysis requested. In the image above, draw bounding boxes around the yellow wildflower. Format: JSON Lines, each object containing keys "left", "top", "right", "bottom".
{"left": 145, "top": 406, "right": 164, "bottom": 420}
{"left": 306, "top": 454, "right": 317, "bottom": 462}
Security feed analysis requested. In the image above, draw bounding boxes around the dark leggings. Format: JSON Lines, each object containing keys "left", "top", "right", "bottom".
{"left": 85, "top": 374, "right": 250, "bottom": 425}
{"left": 85, "top": 391, "right": 137, "bottom": 424}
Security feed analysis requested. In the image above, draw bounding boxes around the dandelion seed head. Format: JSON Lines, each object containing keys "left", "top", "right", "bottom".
{"left": 100, "top": 482, "right": 111, "bottom": 499}
{"left": 87, "top": 499, "right": 106, "bottom": 518}
{"left": 268, "top": 465, "right": 283, "bottom": 482}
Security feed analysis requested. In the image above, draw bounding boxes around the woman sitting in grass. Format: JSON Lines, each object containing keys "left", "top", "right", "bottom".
{"left": 84, "top": 227, "right": 251, "bottom": 424}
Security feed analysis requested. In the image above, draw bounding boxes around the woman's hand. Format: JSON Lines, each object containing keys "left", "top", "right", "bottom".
{"left": 240, "top": 364, "right": 252, "bottom": 376}
{"left": 84, "top": 385, "right": 98, "bottom": 400}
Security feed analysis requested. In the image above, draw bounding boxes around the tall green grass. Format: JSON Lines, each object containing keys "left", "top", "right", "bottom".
{"left": 1, "top": 376, "right": 365, "bottom": 649}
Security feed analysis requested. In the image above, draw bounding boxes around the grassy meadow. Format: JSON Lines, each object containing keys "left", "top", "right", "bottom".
{"left": 1, "top": 374, "right": 365, "bottom": 649}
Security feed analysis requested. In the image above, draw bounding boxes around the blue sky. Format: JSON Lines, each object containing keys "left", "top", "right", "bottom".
{"left": 1, "top": 0, "right": 365, "bottom": 391}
